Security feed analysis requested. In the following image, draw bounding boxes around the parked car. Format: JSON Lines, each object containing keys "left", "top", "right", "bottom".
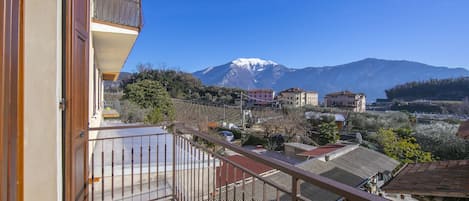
{"left": 219, "top": 131, "right": 234, "bottom": 142}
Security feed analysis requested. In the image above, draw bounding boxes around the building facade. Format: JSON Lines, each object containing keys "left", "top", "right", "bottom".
{"left": 247, "top": 89, "right": 275, "bottom": 106}
{"left": 324, "top": 91, "right": 366, "bottom": 112}
{"left": 0, "top": 0, "right": 142, "bottom": 200}
{"left": 278, "top": 88, "right": 319, "bottom": 108}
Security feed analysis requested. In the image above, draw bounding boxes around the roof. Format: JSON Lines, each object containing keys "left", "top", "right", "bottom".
{"left": 284, "top": 142, "right": 316, "bottom": 151}
{"left": 216, "top": 155, "right": 273, "bottom": 187}
{"left": 247, "top": 89, "right": 274, "bottom": 92}
{"left": 235, "top": 146, "right": 398, "bottom": 201}
{"left": 244, "top": 145, "right": 304, "bottom": 164}
{"left": 457, "top": 120, "right": 469, "bottom": 139}
{"left": 382, "top": 160, "right": 469, "bottom": 198}
{"left": 280, "top": 87, "right": 305, "bottom": 93}
{"left": 297, "top": 144, "right": 345, "bottom": 157}
{"left": 297, "top": 147, "right": 399, "bottom": 178}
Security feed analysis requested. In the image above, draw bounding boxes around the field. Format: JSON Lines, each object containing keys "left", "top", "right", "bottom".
{"left": 172, "top": 99, "right": 282, "bottom": 126}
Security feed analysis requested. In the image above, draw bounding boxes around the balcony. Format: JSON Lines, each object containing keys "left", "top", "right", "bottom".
{"left": 91, "top": 0, "right": 143, "bottom": 81}
{"left": 92, "top": 0, "right": 143, "bottom": 29}
{"left": 88, "top": 124, "right": 387, "bottom": 201}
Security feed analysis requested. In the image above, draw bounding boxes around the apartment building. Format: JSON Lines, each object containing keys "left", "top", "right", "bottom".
{"left": 278, "top": 88, "right": 319, "bottom": 108}
{"left": 1, "top": 0, "right": 142, "bottom": 200}
{"left": 247, "top": 89, "right": 275, "bottom": 106}
{"left": 324, "top": 91, "right": 366, "bottom": 112}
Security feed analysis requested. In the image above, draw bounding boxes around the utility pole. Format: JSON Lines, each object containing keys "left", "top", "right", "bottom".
{"left": 240, "top": 91, "right": 245, "bottom": 129}
{"left": 223, "top": 104, "right": 226, "bottom": 122}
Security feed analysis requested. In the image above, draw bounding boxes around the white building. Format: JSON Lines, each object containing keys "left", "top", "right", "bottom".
{"left": 278, "top": 88, "right": 318, "bottom": 108}
{"left": 324, "top": 91, "right": 366, "bottom": 112}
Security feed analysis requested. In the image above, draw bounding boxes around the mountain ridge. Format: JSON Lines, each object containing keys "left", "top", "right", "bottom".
{"left": 193, "top": 58, "right": 469, "bottom": 101}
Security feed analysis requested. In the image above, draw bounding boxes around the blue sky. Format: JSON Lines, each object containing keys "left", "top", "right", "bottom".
{"left": 123, "top": 0, "right": 469, "bottom": 72}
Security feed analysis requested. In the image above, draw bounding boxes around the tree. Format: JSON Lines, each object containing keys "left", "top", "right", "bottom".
{"left": 414, "top": 122, "right": 469, "bottom": 160}
{"left": 318, "top": 122, "right": 339, "bottom": 145}
{"left": 261, "top": 119, "right": 283, "bottom": 150}
{"left": 123, "top": 79, "right": 175, "bottom": 124}
{"left": 376, "top": 128, "right": 432, "bottom": 163}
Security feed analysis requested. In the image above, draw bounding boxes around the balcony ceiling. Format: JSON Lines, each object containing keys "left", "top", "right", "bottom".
{"left": 92, "top": 21, "right": 139, "bottom": 80}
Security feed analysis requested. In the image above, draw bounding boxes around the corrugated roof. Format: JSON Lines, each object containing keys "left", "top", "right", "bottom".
{"left": 297, "top": 147, "right": 399, "bottom": 179}
{"left": 382, "top": 160, "right": 469, "bottom": 198}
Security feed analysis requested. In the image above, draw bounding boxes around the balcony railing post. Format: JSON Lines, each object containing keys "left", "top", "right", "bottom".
{"left": 172, "top": 133, "right": 176, "bottom": 199}
{"left": 292, "top": 176, "right": 299, "bottom": 201}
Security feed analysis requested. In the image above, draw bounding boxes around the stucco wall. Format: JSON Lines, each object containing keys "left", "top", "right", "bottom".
{"left": 23, "top": 0, "right": 62, "bottom": 200}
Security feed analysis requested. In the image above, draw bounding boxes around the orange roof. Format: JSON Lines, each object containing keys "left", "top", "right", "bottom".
{"left": 457, "top": 120, "right": 469, "bottom": 139}
{"left": 297, "top": 144, "right": 345, "bottom": 157}
{"left": 216, "top": 155, "right": 273, "bottom": 187}
{"left": 383, "top": 160, "right": 469, "bottom": 198}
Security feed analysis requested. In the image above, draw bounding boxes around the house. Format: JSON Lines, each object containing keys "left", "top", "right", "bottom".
{"left": 247, "top": 89, "right": 275, "bottom": 107}
{"left": 278, "top": 88, "right": 319, "bottom": 108}
{"left": 382, "top": 160, "right": 469, "bottom": 201}
{"left": 457, "top": 120, "right": 469, "bottom": 140}
{"left": 305, "top": 111, "right": 346, "bottom": 130}
{"left": 1, "top": 0, "right": 142, "bottom": 200}
{"left": 324, "top": 91, "right": 366, "bottom": 112}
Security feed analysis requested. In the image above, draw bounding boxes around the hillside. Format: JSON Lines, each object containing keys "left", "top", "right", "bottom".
{"left": 116, "top": 68, "right": 245, "bottom": 106}
{"left": 193, "top": 58, "right": 469, "bottom": 101}
{"left": 386, "top": 77, "right": 469, "bottom": 101}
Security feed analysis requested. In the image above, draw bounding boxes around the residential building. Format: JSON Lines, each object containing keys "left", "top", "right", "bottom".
{"left": 324, "top": 91, "right": 366, "bottom": 112}
{"left": 382, "top": 160, "right": 469, "bottom": 201}
{"left": 305, "top": 112, "right": 346, "bottom": 130}
{"left": 278, "top": 88, "right": 319, "bottom": 108}
{"left": 247, "top": 89, "right": 275, "bottom": 106}
{"left": 1, "top": 0, "right": 142, "bottom": 200}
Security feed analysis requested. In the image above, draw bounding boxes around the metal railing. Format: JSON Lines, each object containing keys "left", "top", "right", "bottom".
{"left": 92, "top": 0, "right": 143, "bottom": 29}
{"left": 88, "top": 124, "right": 388, "bottom": 201}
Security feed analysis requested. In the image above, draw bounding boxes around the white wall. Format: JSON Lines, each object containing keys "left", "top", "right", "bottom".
{"left": 23, "top": 0, "right": 62, "bottom": 200}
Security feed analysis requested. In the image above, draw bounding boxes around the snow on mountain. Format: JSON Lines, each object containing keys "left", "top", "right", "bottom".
{"left": 193, "top": 58, "right": 287, "bottom": 89}
{"left": 231, "top": 58, "right": 278, "bottom": 72}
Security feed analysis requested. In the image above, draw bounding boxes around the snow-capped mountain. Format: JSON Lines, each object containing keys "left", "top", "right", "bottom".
{"left": 193, "top": 58, "right": 469, "bottom": 101}
{"left": 193, "top": 58, "right": 291, "bottom": 89}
